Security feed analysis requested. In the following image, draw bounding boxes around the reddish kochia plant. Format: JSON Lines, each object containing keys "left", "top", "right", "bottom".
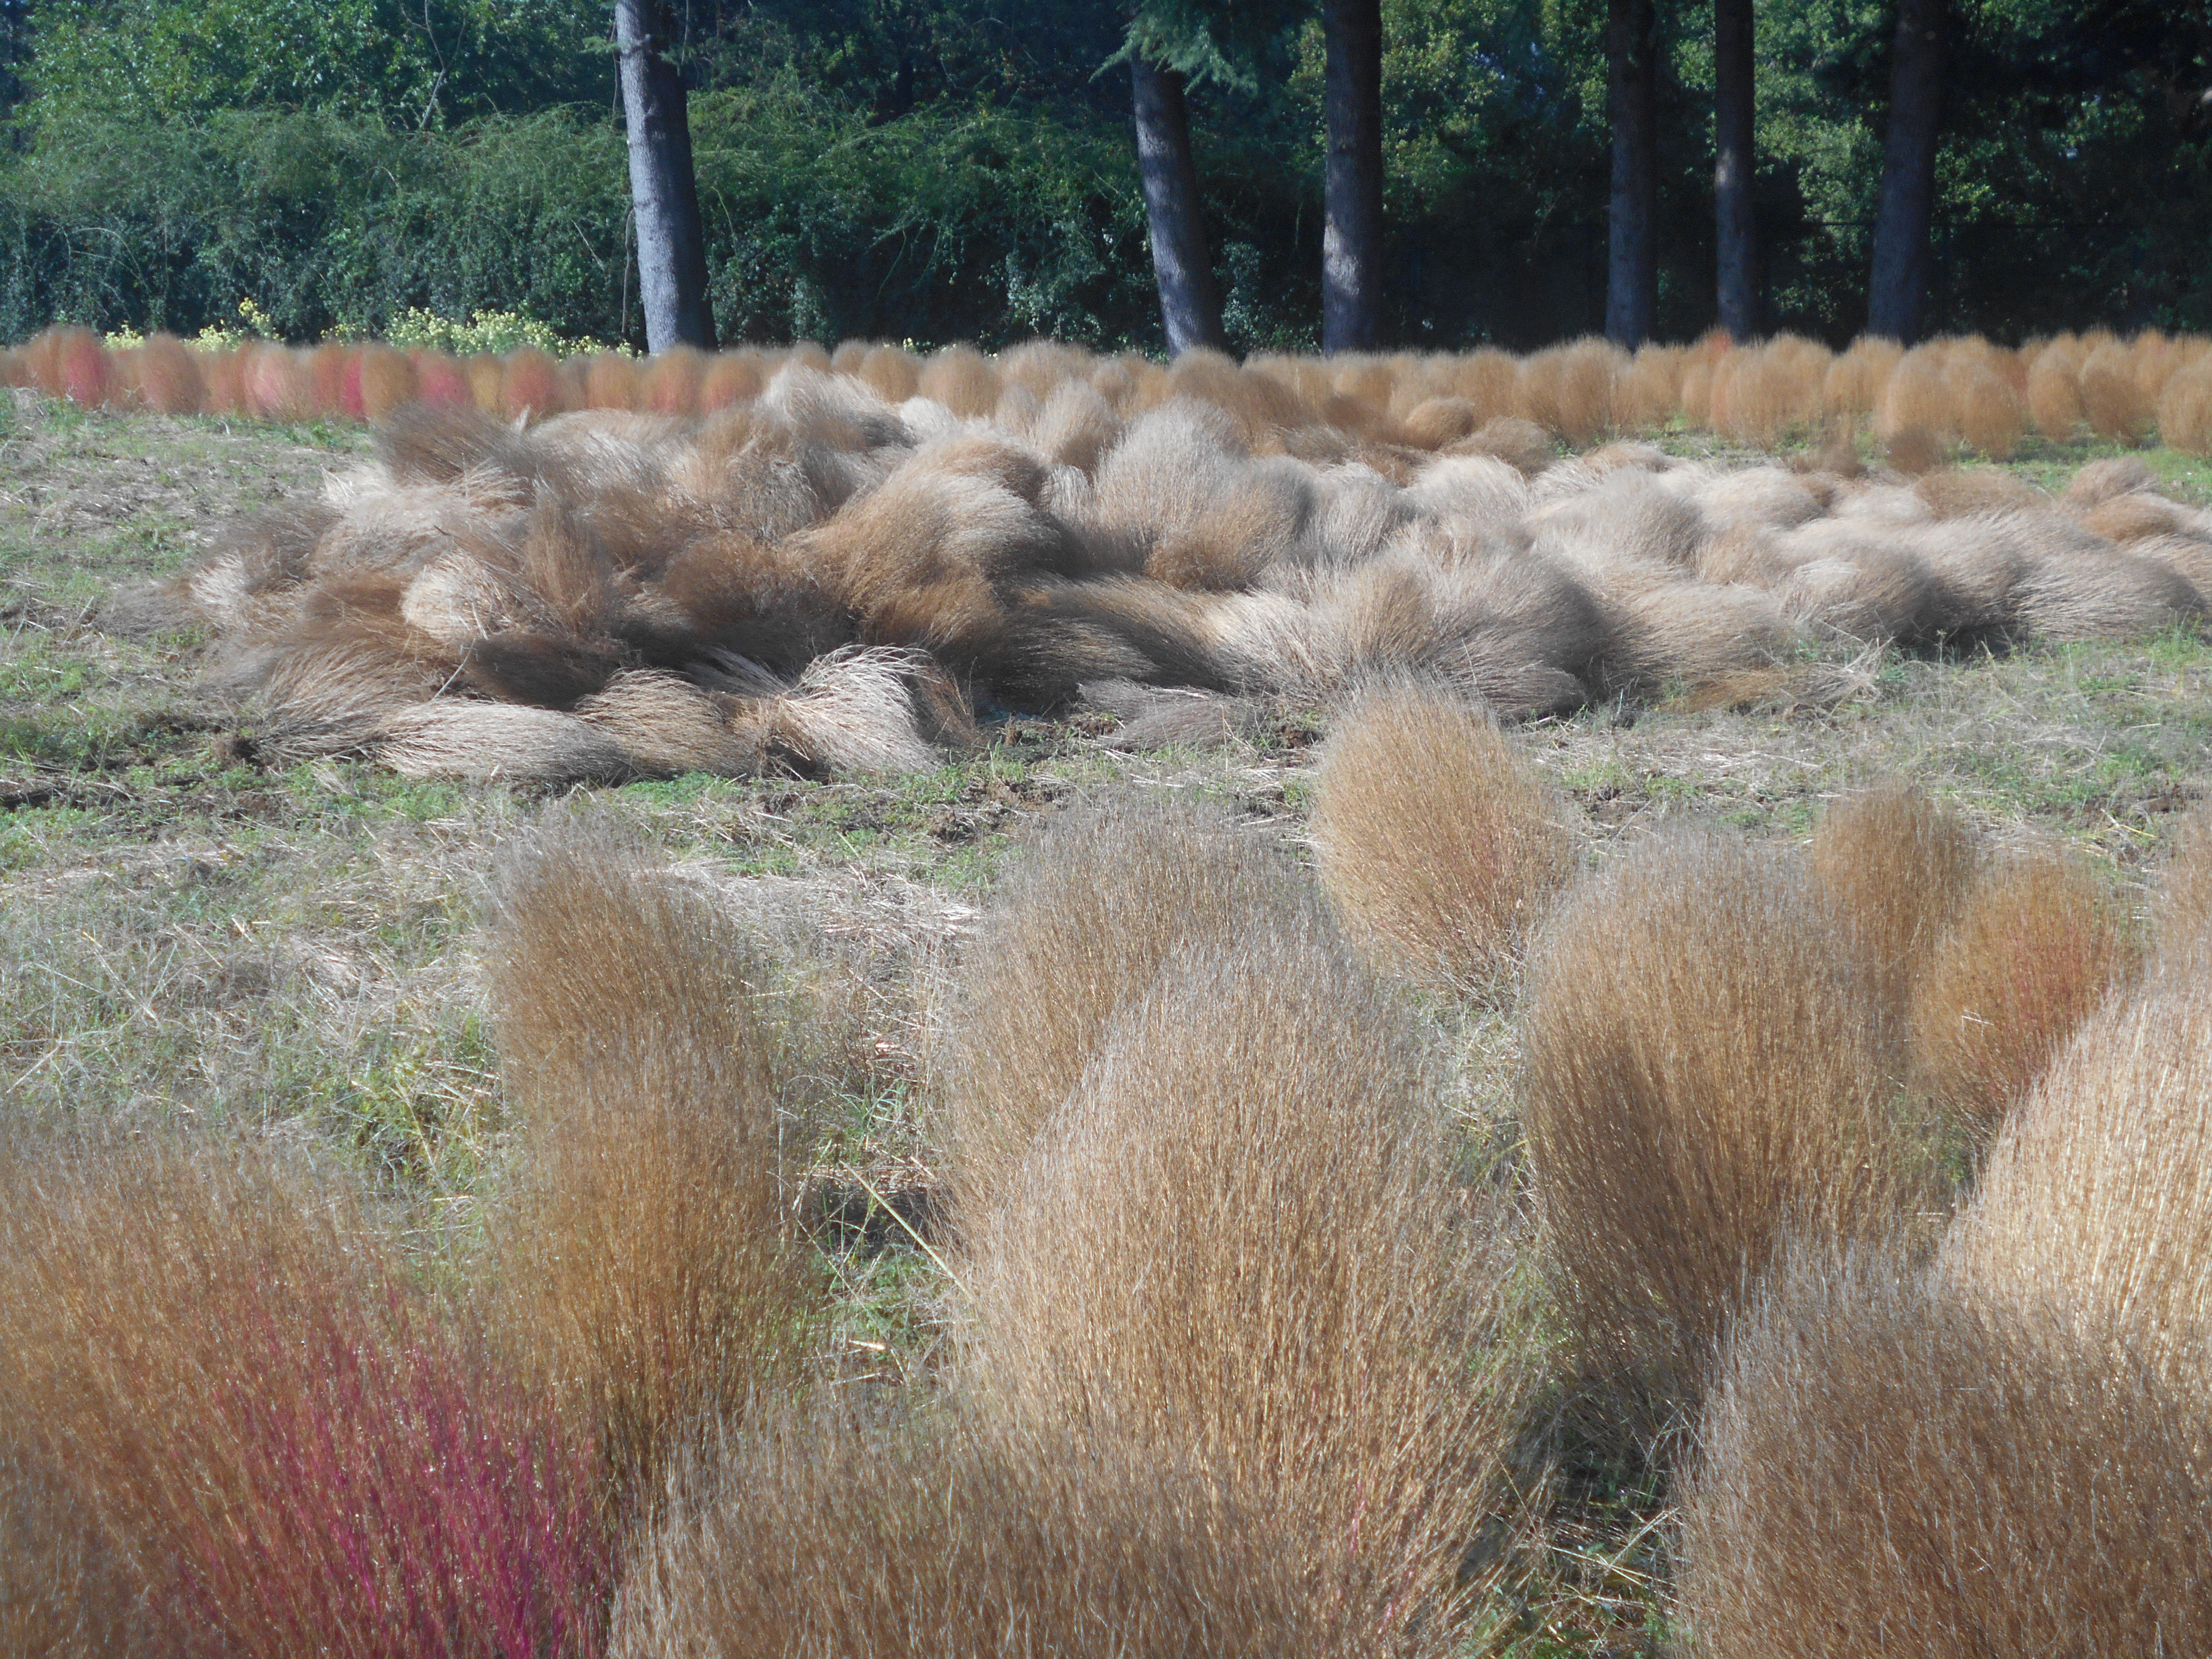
{"left": 503, "top": 347, "right": 567, "bottom": 419}
{"left": 414, "top": 349, "right": 474, "bottom": 407}
{"left": 0, "top": 1141, "right": 612, "bottom": 1659}
{"left": 200, "top": 346, "right": 248, "bottom": 413}
{"left": 640, "top": 344, "right": 706, "bottom": 415}
{"left": 311, "top": 343, "right": 359, "bottom": 419}
{"left": 38, "top": 326, "right": 113, "bottom": 406}
{"left": 162, "top": 1285, "right": 611, "bottom": 1659}
{"left": 700, "top": 348, "right": 768, "bottom": 410}
{"left": 134, "top": 333, "right": 206, "bottom": 415}
{"left": 243, "top": 343, "right": 313, "bottom": 419}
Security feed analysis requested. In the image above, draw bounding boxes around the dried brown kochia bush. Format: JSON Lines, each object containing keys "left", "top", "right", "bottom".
{"left": 1310, "top": 679, "right": 1578, "bottom": 991}
{"left": 1808, "top": 781, "right": 1980, "bottom": 1044}
{"left": 482, "top": 814, "right": 822, "bottom": 1498}
{"left": 1520, "top": 831, "right": 1913, "bottom": 1411}
{"left": 1944, "top": 971, "right": 2212, "bottom": 1391}
{"left": 936, "top": 795, "right": 1304, "bottom": 1225}
{"left": 1908, "top": 846, "right": 2142, "bottom": 1139}
{"left": 960, "top": 902, "right": 1523, "bottom": 1653}
{"left": 1676, "top": 1239, "right": 2212, "bottom": 1659}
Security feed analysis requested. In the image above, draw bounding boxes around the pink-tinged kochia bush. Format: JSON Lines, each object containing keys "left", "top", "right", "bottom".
{"left": 415, "top": 347, "right": 475, "bottom": 407}
{"left": 311, "top": 343, "right": 360, "bottom": 420}
{"left": 0, "top": 1141, "right": 612, "bottom": 1659}
{"left": 161, "top": 1287, "right": 613, "bottom": 1659}
{"left": 8, "top": 325, "right": 2212, "bottom": 457}
{"left": 134, "top": 333, "right": 206, "bottom": 415}
{"left": 46, "top": 326, "right": 113, "bottom": 407}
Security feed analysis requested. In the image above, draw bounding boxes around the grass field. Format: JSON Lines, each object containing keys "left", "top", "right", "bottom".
{"left": 5, "top": 389, "right": 2209, "bottom": 1653}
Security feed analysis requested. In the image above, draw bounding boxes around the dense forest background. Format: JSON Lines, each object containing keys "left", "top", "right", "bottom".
{"left": 0, "top": 0, "right": 2204, "bottom": 352}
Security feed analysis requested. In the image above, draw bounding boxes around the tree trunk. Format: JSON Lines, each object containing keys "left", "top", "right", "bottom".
{"left": 1130, "top": 55, "right": 1226, "bottom": 356}
{"left": 1605, "top": 0, "right": 1659, "bottom": 347}
{"left": 1714, "top": 0, "right": 1758, "bottom": 340}
{"left": 615, "top": 0, "right": 716, "bottom": 352}
{"left": 1867, "top": 0, "right": 1949, "bottom": 343}
{"left": 1321, "top": 0, "right": 1385, "bottom": 353}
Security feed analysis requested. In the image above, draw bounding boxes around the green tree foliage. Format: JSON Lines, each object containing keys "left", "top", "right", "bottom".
{"left": 0, "top": 0, "right": 2205, "bottom": 349}
{"left": 24, "top": 0, "right": 611, "bottom": 124}
{"left": 0, "top": 109, "right": 629, "bottom": 342}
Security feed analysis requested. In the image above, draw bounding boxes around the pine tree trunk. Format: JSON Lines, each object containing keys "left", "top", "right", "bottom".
{"left": 1130, "top": 55, "right": 1227, "bottom": 356}
{"left": 1605, "top": 0, "right": 1660, "bottom": 347}
{"left": 1867, "top": 0, "right": 1949, "bottom": 343}
{"left": 1321, "top": 0, "right": 1385, "bottom": 353}
{"left": 1714, "top": 0, "right": 1758, "bottom": 340}
{"left": 615, "top": 0, "right": 716, "bottom": 352}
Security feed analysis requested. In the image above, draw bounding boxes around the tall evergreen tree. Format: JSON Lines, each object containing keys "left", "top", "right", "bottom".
{"left": 1130, "top": 52, "right": 1226, "bottom": 353}
{"left": 1321, "top": 0, "right": 1384, "bottom": 352}
{"left": 1604, "top": 0, "right": 1659, "bottom": 347}
{"left": 615, "top": 0, "right": 715, "bottom": 351}
{"left": 1714, "top": 0, "right": 1758, "bottom": 340}
{"left": 1867, "top": 0, "right": 1949, "bottom": 343}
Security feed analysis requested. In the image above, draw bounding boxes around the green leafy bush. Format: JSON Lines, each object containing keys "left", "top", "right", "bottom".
{"left": 1, "top": 0, "right": 2209, "bottom": 350}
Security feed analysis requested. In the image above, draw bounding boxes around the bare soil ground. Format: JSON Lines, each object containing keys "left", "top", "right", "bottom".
{"left": 6, "top": 392, "right": 2209, "bottom": 1654}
